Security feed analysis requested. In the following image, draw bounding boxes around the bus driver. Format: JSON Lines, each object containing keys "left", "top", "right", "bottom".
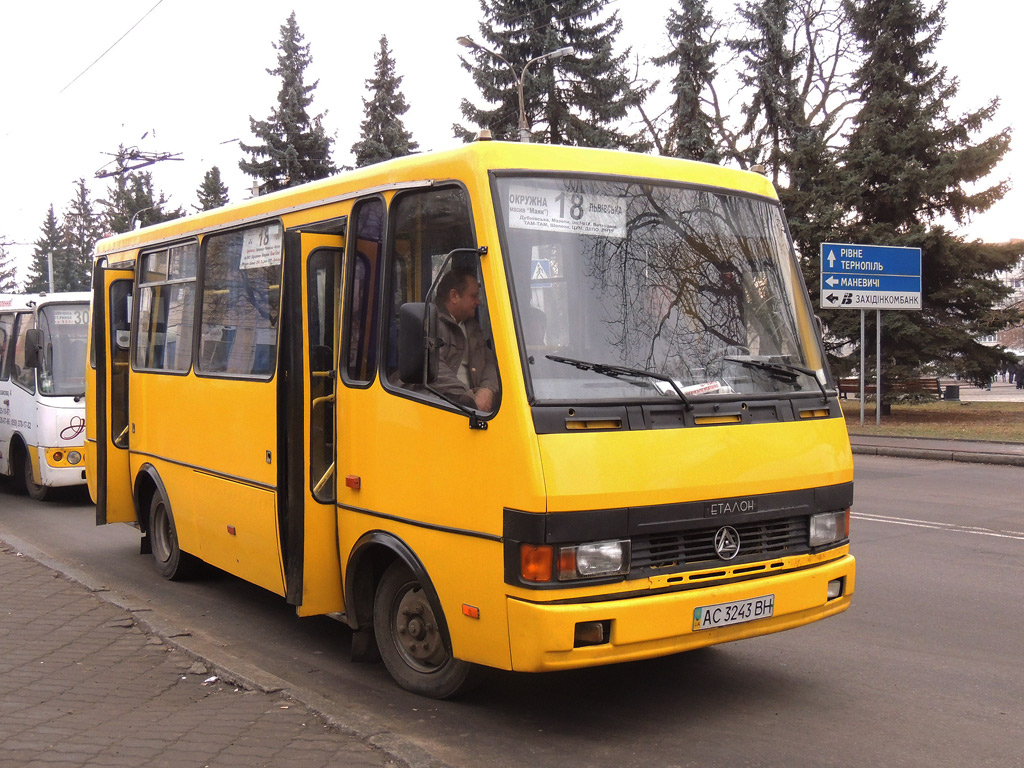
{"left": 434, "top": 268, "right": 499, "bottom": 411}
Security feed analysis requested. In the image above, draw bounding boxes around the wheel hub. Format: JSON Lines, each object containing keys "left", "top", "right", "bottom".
{"left": 395, "top": 587, "right": 445, "bottom": 669}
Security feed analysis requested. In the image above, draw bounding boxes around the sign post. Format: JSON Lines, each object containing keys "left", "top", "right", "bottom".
{"left": 820, "top": 243, "right": 922, "bottom": 425}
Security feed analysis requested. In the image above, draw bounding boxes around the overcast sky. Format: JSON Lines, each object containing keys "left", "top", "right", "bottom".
{"left": 1, "top": 0, "right": 1019, "bottom": 283}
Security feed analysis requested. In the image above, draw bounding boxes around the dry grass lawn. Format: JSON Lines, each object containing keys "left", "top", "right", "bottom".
{"left": 841, "top": 400, "right": 1024, "bottom": 443}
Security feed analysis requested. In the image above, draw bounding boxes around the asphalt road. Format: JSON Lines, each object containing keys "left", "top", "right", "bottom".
{"left": 2, "top": 455, "right": 1022, "bottom": 767}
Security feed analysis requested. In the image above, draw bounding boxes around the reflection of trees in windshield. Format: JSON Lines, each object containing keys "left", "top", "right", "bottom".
{"left": 583, "top": 184, "right": 801, "bottom": 382}
{"left": 499, "top": 175, "right": 811, "bottom": 401}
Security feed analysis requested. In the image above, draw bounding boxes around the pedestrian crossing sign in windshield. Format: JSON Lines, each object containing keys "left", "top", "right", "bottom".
{"left": 531, "top": 259, "right": 551, "bottom": 281}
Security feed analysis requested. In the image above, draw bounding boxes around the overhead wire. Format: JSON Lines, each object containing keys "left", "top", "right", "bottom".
{"left": 58, "top": 0, "right": 166, "bottom": 94}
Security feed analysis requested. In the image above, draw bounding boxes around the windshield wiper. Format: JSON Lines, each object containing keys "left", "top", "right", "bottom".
{"left": 546, "top": 355, "right": 693, "bottom": 410}
{"left": 724, "top": 357, "right": 829, "bottom": 404}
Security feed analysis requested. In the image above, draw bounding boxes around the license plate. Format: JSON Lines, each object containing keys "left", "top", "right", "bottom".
{"left": 693, "top": 595, "right": 775, "bottom": 631}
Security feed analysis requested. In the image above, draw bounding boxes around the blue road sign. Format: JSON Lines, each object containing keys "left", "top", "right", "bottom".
{"left": 820, "top": 242, "right": 922, "bottom": 310}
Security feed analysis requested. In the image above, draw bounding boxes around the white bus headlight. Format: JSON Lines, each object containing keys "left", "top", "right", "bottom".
{"left": 67, "top": 451, "right": 83, "bottom": 465}
{"left": 558, "top": 540, "right": 631, "bottom": 580}
{"left": 809, "top": 509, "right": 850, "bottom": 546}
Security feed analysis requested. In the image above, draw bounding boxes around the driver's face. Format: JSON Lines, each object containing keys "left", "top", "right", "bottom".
{"left": 448, "top": 277, "right": 482, "bottom": 323}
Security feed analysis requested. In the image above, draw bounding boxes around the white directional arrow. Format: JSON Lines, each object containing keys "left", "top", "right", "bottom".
{"left": 827, "top": 250, "right": 836, "bottom": 268}
{"left": 825, "top": 276, "right": 838, "bottom": 287}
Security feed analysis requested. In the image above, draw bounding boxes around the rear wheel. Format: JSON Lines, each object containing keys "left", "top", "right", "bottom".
{"left": 149, "top": 489, "right": 196, "bottom": 580}
{"left": 373, "top": 561, "right": 477, "bottom": 698}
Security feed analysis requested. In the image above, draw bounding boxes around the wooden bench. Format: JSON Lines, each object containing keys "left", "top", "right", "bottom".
{"left": 838, "top": 377, "right": 943, "bottom": 399}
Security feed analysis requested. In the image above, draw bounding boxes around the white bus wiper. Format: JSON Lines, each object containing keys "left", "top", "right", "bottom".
{"left": 546, "top": 355, "right": 694, "bottom": 411}
{"left": 724, "top": 357, "right": 829, "bottom": 404}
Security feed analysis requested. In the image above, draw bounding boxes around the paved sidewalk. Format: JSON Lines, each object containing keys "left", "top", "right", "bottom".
{"left": 0, "top": 541, "right": 401, "bottom": 768}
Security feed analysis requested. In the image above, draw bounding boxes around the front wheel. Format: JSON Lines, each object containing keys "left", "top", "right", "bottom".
{"left": 23, "top": 449, "right": 50, "bottom": 501}
{"left": 148, "top": 489, "right": 197, "bottom": 580}
{"left": 373, "top": 561, "right": 478, "bottom": 698}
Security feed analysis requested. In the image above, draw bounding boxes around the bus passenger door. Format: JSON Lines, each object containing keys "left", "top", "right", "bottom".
{"left": 89, "top": 261, "right": 135, "bottom": 524}
{"left": 282, "top": 230, "right": 345, "bottom": 615}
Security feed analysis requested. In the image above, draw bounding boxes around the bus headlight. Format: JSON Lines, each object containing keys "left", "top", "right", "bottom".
{"left": 558, "top": 540, "right": 630, "bottom": 580}
{"left": 520, "top": 540, "right": 631, "bottom": 583}
{"left": 809, "top": 509, "right": 850, "bottom": 547}
{"left": 67, "top": 451, "right": 83, "bottom": 465}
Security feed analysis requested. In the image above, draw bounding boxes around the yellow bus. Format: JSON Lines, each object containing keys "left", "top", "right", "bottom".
{"left": 86, "top": 139, "right": 855, "bottom": 698}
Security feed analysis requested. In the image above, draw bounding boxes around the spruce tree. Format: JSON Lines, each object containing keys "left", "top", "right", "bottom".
{"left": 651, "top": 0, "right": 721, "bottom": 162}
{"left": 831, "top": 0, "right": 1018, "bottom": 384}
{"left": 240, "top": 12, "right": 335, "bottom": 193}
{"left": 457, "top": 0, "right": 648, "bottom": 149}
{"left": 26, "top": 206, "right": 64, "bottom": 293}
{"left": 61, "top": 179, "right": 103, "bottom": 291}
{"left": 352, "top": 36, "right": 419, "bottom": 168}
{"left": 0, "top": 239, "right": 19, "bottom": 292}
{"left": 196, "top": 166, "right": 230, "bottom": 211}
{"left": 730, "top": 0, "right": 804, "bottom": 180}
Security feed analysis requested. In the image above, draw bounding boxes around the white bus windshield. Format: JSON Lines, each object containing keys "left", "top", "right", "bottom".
{"left": 497, "top": 176, "right": 821, "bottom": 404}
{"left": 37, "top": 303, "right": 89, "bottom": 397}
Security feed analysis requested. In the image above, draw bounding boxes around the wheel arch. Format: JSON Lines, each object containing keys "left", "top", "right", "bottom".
{"left": 133, "top": 463, "right": 167, "bottom": 532}
{"left": 6, "top": 431, "right": 29, "bottom": 473}
{"left": 344, "top": 531, "right": 453, "bottom": 655}
{"left": 7, "top": 433, "right": 32, "bottom": 490}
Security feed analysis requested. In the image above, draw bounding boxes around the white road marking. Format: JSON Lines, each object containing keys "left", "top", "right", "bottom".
{"left": 852, "top": 512, "right": 1024, "bottom": 541}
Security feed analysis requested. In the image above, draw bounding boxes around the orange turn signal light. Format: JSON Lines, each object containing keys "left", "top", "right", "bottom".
{"left": 520, "top": 544, "right": 553, "bottom": 582}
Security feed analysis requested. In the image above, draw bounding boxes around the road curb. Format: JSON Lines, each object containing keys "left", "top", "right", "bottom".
{"left": 851, "top": 444, "right": 1024, "bottom": 467}
{"left": 0, "top": 530, "right": 453, "bottom": 768}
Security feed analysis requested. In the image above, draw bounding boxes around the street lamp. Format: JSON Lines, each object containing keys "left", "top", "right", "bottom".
{"left": 130, "top": 206, "right": 157, "bottom": 230}
{"left": 457, "top": 36, "right": 574, "bottom": 143}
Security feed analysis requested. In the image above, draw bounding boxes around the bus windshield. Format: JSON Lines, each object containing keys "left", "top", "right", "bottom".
{"left": 497, "top": 175, "right": 821, "bottom": 404}
{"left": 37, "top": 303, "right": 89, "bottom": 397}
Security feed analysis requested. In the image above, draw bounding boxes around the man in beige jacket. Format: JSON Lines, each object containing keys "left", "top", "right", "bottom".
{"left": 434, "top": 268, "right": 499, "bottom": 411}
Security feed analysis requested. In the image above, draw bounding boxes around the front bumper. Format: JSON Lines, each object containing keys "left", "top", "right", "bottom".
{"left": 507, "top": 552, "right": 855, "bottom": 672}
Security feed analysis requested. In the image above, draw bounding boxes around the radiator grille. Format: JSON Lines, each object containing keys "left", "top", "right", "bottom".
{"left": 631, "top": 516, "right": 809, "bottom": 573}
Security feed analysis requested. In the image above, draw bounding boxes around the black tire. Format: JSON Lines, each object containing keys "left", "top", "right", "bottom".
{"left": 148, "top": 489, "right": 197, "bottom": 580}
{"left": 23, "top": 450, "right": 49, "bottom": 502}
{"left": 373, "top": 561, "right": 478, "bottom": 699}
{"left": 9, "top": 443, "right": 28, "bottom": 494}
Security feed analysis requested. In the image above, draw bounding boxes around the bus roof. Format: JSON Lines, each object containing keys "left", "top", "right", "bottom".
{"left": 0, "top": 292, "right": 92, "bottom": 311}
{"left": 94, "top": 140, "right": 779, "bottom": 259}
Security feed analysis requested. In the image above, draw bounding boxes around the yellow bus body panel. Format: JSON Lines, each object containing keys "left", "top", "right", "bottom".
{"left": 130, "top": 369, "right": 284, "bottom": 595}
{"left": 538, "top": 418, "right": 853, "bottom": 512}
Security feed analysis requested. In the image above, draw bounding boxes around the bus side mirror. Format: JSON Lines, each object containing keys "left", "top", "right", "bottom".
{"left": 397, "top": 302, "right": 439, "bottom": 385}
{"left": 24, "top": 328, "right": 44, "bottom": 369}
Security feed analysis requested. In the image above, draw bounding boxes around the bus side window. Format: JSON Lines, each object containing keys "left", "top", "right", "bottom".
{"left": 135, "top": 243, "right": 198, "bottom": 373}
{"left": 198, "top": 224, "right": 283, "bottom": 378}
{"left": 0, "top": 313, "right": 14, "bottom": 381}
{"left": 383, "top": 185, "right": 499, "bottom": 411}
{"left": 11, "top": 313, "right": 36, "bottom": 394}
{"left": 342, "top": 198, "right": 383, "bottom": 385}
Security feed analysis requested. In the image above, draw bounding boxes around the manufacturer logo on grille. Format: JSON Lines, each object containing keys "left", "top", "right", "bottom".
{"left": 714, "top": 526, "right": 741, "bottom": 560}
{"left": 706, "top": 497, "right": 758, "bottom": 517}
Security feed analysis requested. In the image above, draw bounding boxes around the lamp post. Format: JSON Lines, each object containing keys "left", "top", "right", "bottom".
{"left": 130, "top": 206, "right": 157, "bottom": 231}
{"left": 457, "top": 36, "right": 574, "bottom": 143}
